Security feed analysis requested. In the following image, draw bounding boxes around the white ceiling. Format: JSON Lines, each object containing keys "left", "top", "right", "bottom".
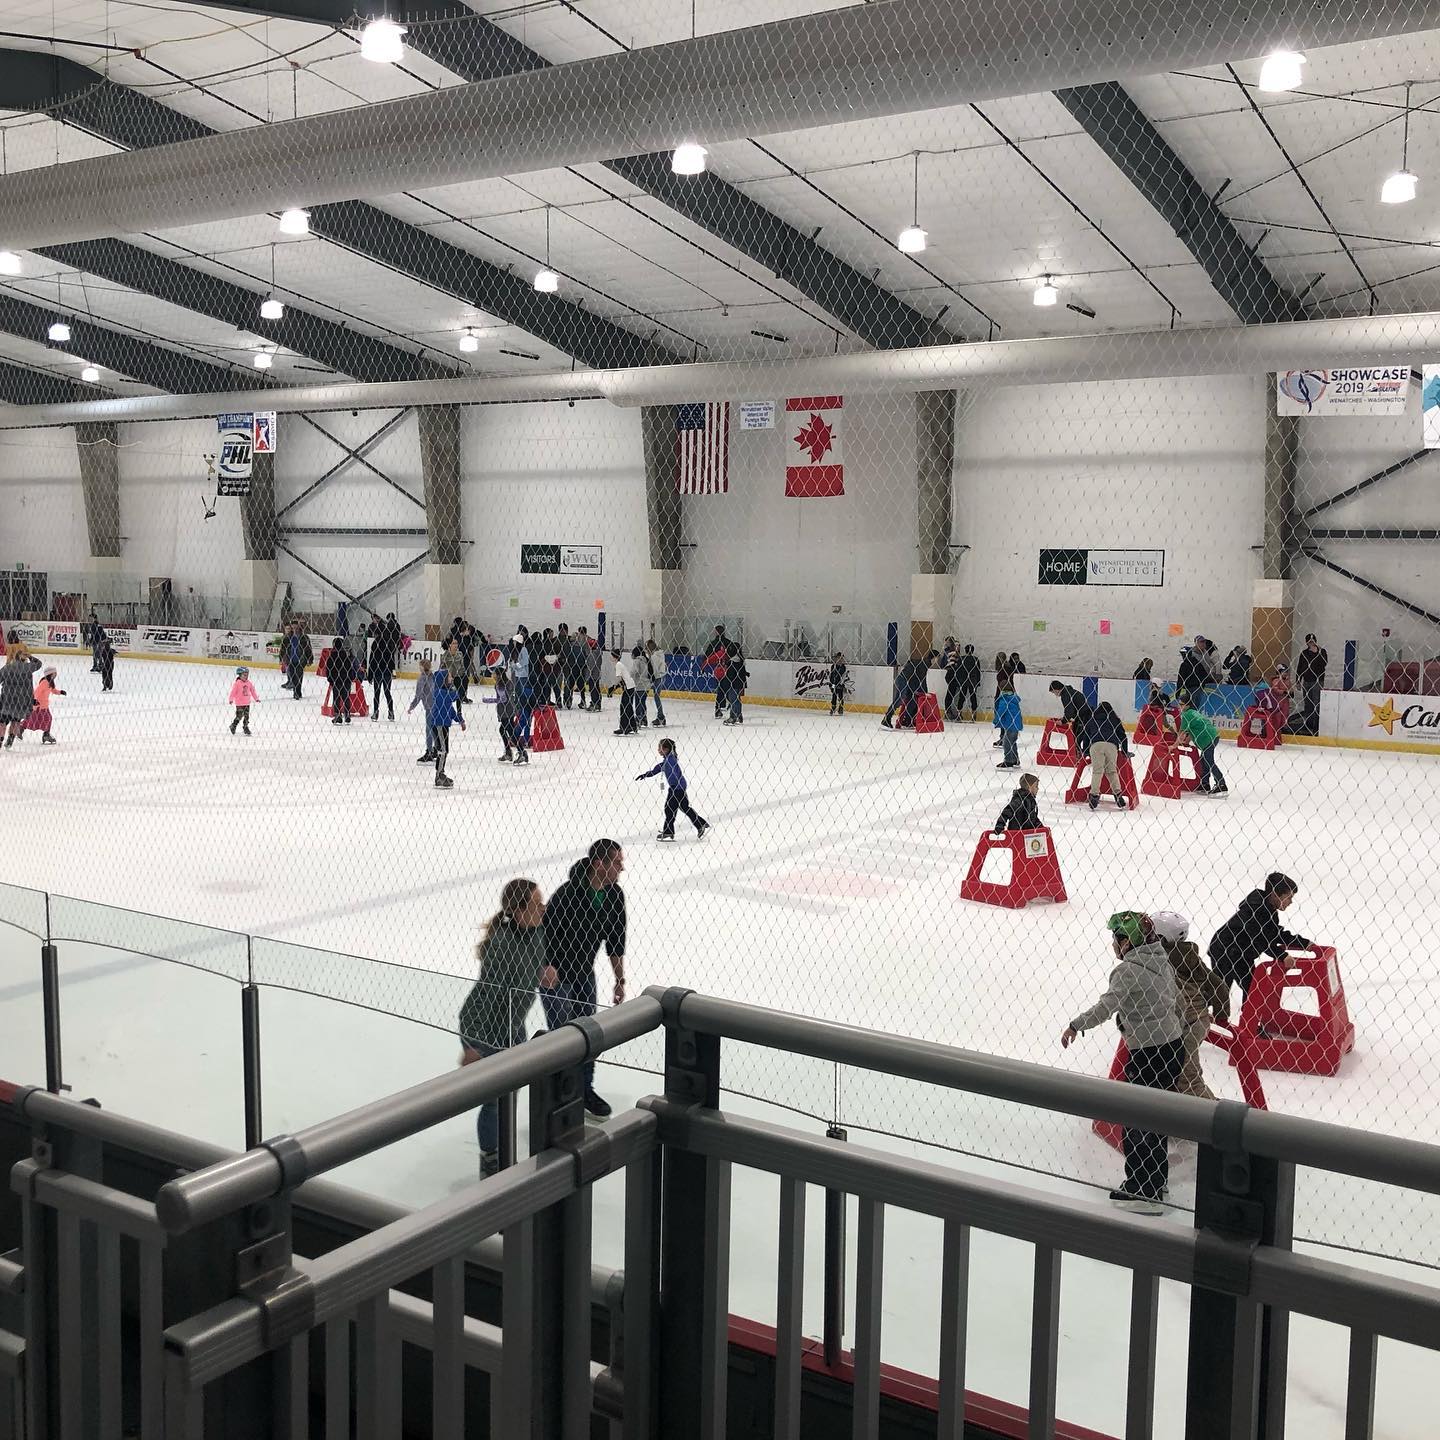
{"left": 0, "top": 1, "right": 1438, "bottom": 400}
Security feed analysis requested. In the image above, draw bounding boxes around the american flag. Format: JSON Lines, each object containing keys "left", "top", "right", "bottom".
{"left": 676, "top": 401, "right": 729, "bottom": 494}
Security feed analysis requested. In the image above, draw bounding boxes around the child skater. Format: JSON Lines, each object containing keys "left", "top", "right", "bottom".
{"left": 636, "top": 738, "right": 710, "bottom": 842}
{"left": 25, "top": 666, "right": 66, "bottom": 744}
{"left": 493, "top": 662, "right": 528, "bottom": 765}
{"left": 431, "top": 667, "right": 466, "bottom": 788}
{"left": 995, "top": 772, "right": 1041, "bottom": 831}
{"left": 228, "top": 666, "right": 260, "bottom": 736}
{"left": 829, "top": 652, "right": 848, "bottom": 716}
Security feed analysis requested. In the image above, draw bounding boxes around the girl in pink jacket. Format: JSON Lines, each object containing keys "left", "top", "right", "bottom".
{"left": 229, "top": 667, "right": 260, "bottom": 736}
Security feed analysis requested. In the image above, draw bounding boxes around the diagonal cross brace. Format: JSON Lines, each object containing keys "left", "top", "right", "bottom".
{"left": 1300, "top": 448, "right": 1437, "bottom": 521}
{"left": 274, "top": 410, "right": 420, "bottom": 521}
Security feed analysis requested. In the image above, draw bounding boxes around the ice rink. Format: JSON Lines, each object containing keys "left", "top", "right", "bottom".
{"left": 2, "top": 655, "right": 1438, "bottom": 1435}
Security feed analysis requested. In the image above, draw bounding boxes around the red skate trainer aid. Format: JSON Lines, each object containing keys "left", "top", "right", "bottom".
{"left": 960, "top": 827, "right": 1066, "bottom": 908}
{"left": 529, "top": 704, "right": 564, "bottom": 752}
{"left": 1133, "top": 704, "right": 1173, "bottom": 746}
{"left": 321, "top": 679, "right": 369, "bottom": 717}
{"left": 1237, "top": 705, "right": 1283, "bottom": 750}
{"left": 912, "top": 692, "right": 944, "bottom": 733}
{"left": 1036, "top": 718, "right": 1078, "bottom": 766}
{"left": 1065, "top": 751, "right": 1140, "bottom": 808}
{"left": 1236, "top": 947, "right": 1356, "bottom": 1076}
{"left": 1141, "top": 739, "right": 1201, "bottom": 799}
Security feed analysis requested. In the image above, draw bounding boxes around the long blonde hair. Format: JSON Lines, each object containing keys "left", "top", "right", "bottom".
{"left": 5, "top": 641, "right": 29, "bottom": 663}
{"left": 478, "top": 878, "right": 539, "bottom": 957}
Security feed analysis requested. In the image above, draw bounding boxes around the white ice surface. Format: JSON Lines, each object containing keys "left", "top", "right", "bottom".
{"left": 1, "top": 658, "right": 1438, "bottom": 1437}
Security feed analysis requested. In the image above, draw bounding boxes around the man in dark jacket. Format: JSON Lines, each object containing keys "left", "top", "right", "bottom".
{"left": 284, "top": 625, "right": 314, "bottom": 698}
{"left": 327, "top": 639, "right": 354, "bottom": 724}
{"left": 1208, "top": 873, "right": 1311, "bottom": 995}
{"left": 368, "top": 613, "right": 400, "bottom": 720}
{"left": 542, "top": 840, "right": 627, "bottom": 1117}
{"left": 1295, "top": 634, "right": 1326, "bottom": 735}
{"left": 1177, "top": 638, "right": 1214, "bottom": 699}
{"left": 882, "top": 651, "right": 936, "bottom": 729}
{"left": 955, "top": 644, "right": 982, "bottom": 721}
{"left": 1049, "top": 681, "right": 1094, "bottom": 750}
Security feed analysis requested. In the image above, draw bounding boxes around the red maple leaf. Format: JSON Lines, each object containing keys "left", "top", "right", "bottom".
{"left": 793, "top": 412, "right": 833, "bottom": 463}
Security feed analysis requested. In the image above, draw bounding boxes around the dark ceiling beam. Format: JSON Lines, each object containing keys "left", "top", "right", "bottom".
{"left": 0, "top": 293, "right": 254, "bottom": 393}
{"left": 37, "top": 240, "right": 449, "bottom": 384}
{"left": 0, "top": 359, "right": 108, "bottom": 405}
{"left": 1054, "top": 82, "right": 1303, "bottom": 325}
{"left": 0, "top": 48, "right": 679, "bottom": 372}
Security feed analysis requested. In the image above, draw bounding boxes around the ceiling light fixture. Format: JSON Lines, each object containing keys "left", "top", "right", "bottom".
{"left": 534, "top": 205, "right": 560, "bottom": 293}
{"left": 81, "top": 365, "right": 100, "bottom": 382}
{"left": 253, "top": 351, "right": 274, "bottom": 370}
{"left": 459, "top": 327, "right": 479, "bottom": 352}
{"left": 279, "top": 208, "right": 310, "bottom": 235}
{"left": 671, "top": 142, "right": 708, "bottom": 175}
{"left": 1382, "top": 81, "right": 1419, "bottom": 204}
{"left": 1258, "top": 50, "right": 1305, "bottom": 93}
{"left": 0, "top": 251, "right": 21, "bottom": 275}
{"left": 48, "top": 319, "right": 71, "bottom": 342}
{"left": 260, "top": 296, "right": 285, "bottom": 320}
{"left": 1033, "top": 276, "right": 1059, "bottom": 307}
{"left": 359, "top": 16, "right": 406, "bottom": 64}
{"left": 897, "top": 151, "right": 928, "bottom": 254}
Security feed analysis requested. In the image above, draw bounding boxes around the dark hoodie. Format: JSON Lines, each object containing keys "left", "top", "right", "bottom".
{"left": 544, "top": 857, "right": 627, "bottom": 988}
{"left": 1208, "top": 890, "right": 1310, "bottom": 989}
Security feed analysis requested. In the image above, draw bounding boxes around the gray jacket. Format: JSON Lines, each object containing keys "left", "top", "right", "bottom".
{"left": 0, "top": 656, "right": 40, "bottom": 722}
{"left": 1069, "top": 940, "right": 1184, "bottom": 1050}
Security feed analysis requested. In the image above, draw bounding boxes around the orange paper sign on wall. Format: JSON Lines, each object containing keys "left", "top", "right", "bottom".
{"left": 1168, "top": 623, "right": 1185, "bottom": 637}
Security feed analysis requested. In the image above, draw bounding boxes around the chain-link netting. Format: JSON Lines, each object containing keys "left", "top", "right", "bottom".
{"left": 1, "top": 0, "right": 1439, "bottom": 1328}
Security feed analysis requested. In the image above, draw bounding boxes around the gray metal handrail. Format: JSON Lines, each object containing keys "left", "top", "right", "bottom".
{"left": 152, "top": 993, "right": 663, "bottom": 1232}
{"left": 664, "top": 988, "right": 1440, "bottom": 1194}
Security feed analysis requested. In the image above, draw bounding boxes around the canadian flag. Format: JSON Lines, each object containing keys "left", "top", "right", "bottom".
{"left": 784, "top": 396, "right": 844, "bottom": 497}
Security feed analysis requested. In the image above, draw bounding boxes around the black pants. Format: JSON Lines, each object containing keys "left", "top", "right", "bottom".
{"left": 434, "top": 724, "right": 451, "bottom": 771}
{"left": 1122, "top": 1039, "right": 1184, "bottom": 1199}
{"left": 99, "top": 657, "right": 114, "bottom": 691}
{"left": 588, "top": 676, "right": 602, "bottom": 709}
{"left": 287, "top": 660, "right": 305, "bottom": 697}
{"left": 662, "top": 786, "right": 706, "bottom": 836}
{"left": 372, "top": 670, "right": 394, "bottom": 717}
{"left": 944, "top": 677, "right": 961, "bottom": 715}
{"left": 959, "top": 683, "right": 978, "bottom": 715}
{"left": 332, "top": 681, "right": 351, "bottom": 720}
{"left": 539, "top": 972, "right": 598, "bottom": 1091}
{"left": 617, "top": 689, "right": 637, "bottom": 733}
{"left": 562, "top": 670, "right": 576, "bottom": 709}
{"left": 884, "top": 683, "right": 916, "bottom": 726}
{"left": 830, "top": 684, "right": 845, "bottom": 713}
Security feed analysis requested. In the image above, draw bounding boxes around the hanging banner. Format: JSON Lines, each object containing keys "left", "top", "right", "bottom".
{"left": 1275, "top": 368, "right": 1411, "bottom": 417}
{"left": 739, "top": 400, "right": 776, "bottom": 430}
{"left": 1423, "top": 367, "right": 1440, "bottom": 448}
{"left": 784, "top": 396, "right": 844, "bottom": 497}
{"left": 216, "top": 413, "right": 254, "bottom": 495}
{"left": 252, "top": 411, "right": 277, "bottom": 454}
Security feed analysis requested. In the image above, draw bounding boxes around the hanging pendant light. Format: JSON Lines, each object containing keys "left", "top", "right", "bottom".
{"left": 671, "top": 142, "right": 708, "bottom": 175}
{"left": 896, "top": 151, "right": 927, "bottom": 253}
{"left": 359, "top": 17, "right": 406, "bottom": 64}
{"left": 534, "top": 206, "right": 560, "bottom": 292}
{"left": 1033, "top": 276, "right": 1059, "bottom": 307}
{"left": 1258, "top": 50, "right": 1305, "bottom": 93}
{"left": 279, "top": 208, "right": 310, "bottom": 235}
{"left": 1381, "top": 81, "right": 1419, "bottom": 204}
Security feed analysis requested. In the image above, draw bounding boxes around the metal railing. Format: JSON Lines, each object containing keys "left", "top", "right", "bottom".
{"left": 5, "top": 986, "right": 1440, "bottom": 1439}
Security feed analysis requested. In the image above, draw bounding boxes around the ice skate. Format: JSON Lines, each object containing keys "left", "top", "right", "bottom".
{"left": 657, "top": 831, "right": 675, "bottom": 842}
{"left": 417, "top": 752, "right": 436, "bottom": 764}
{"left": 696, "top": 820, "right": 710, "bottom": 839}
{"left": 513, "top": 750, "right": 530, "bottom": 765}
{"left": 41, "top": 733, "right": 56, "bottom": 744}
{"left": 1109, "top": 1189, "right": 1163, "bottom": 1216}
{"left": 434, "top": 771, "right": 454, "bottom": 788}
{"left": 480, "top": 1150, "right": 499, "bottom": 1179}
{"left": 583, "top": 1089, "right": 612, "bottom": 1120}
{"left": 1088, "top": 794, "right": 1100, "bottom": 810}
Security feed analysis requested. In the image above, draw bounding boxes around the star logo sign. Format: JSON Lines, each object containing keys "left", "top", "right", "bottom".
{"left": 1368, "top": 697, "right": 1400, "bottom": 735}
{"left": 794, "top": 412, "right": 834, "bottom": 463}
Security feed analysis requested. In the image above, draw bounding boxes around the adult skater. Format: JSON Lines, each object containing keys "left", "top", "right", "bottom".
{"left": 1295, "top": 634, "right": 1327, "bottom": 735}
{"left": 1009, "top": 651, "right": 1026, "bottom": 675}
{"left": 993, "top": 679, "right": 1023, "bottom": 769}
{"left": 409, "top": 656, "right": 439, "bottom": 763}
{"left": 1149, "top": 912, "right": 1229, "bottom": 1101}
{"left": 1061, "top": 913, "right": 1184, "bottom": 1215}
{"left": 955, "top": 644, "right": 981, "bottom": 721}
{"left": 992, "top": 651, "right": 1015, "bottom": 747}
{"left": 1048, "top": 680, "right": 1094, "bottom": 750}
{"left": 1, "top": 643, "right": 42, "bottom": 748}
{"left": 1177, "top": 637, "right": 1215, "bottom": 700}
{"left": 644, "top": 639, "right": 668, "bottom": 726}
{"left": 87, "top": 609, "right": 103, "bottom": 672}
{"left": 637, "top": 737, "right": 710, "bottom": 842}
{"left": 369, "top": 612, "right": 400, "bottom": 721}
{"left": 703, "top": 627, "right": 732, "bottom": 720}
{"left": 510, "top": 633, "right": 533, "bottom": 746}
{"left": 327, "top": 638, "right": 355, "bottom": 724}
{"left": 96, "top": 630, "right": 117, "bottom": 692}
{"left": 994, "top": 772, "right": 1041, "bottom": 831}
{"left": 882, "top": 650, "right": 936, "bottom": 729}
{"left": 1178, "top": 692, "right": 1225, "bottom": 794}
{"left": 1208, "top": 874, "right": 1311, "bottom": 998}
{"left": 631, "top": 645, "right": 653, "bottom": 728}
{"left": 1084, "top": 700, "right": 1131, "bottom": 810}
{"left": 24, "top": 666, "right": 65, "bottom": 744}
{"left": 228, "top": 666, "right": 260, "bottom": 736}
{"left": 493, "top": 661, "right": 528, "bottom": 765}
{"left": 431, "top": 667, "right": 466, "bottom": 787}
{"left": 829, "top": 651, "right": 849, "bottom": 716}
{"left": 283, "top": 624, "right": 313, "bottom": 698}
{"left": 459, "top": 877, "right": 556, "bottom": 1176}
{"left": 541, "top": 839, "right": 627, "bottom": 1118}
{"left": 559, "top": 625, "right": 582, "bottom": 710}
{"left": 583, "top": 627, "right": 604, "bottom": 711}
{"left": 610, "top": 648, "right": 639, "bottom": 735}
{"left": 724, "top": 644, "right": 748, "bottom": 726}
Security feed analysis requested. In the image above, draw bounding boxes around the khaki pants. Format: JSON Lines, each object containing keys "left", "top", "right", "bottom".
{"left": 1174, "top": 1016, "right": 1215, "bottom": 1100}
{"left": 1089, "top": 740, "right": 1121, "bottom": 798}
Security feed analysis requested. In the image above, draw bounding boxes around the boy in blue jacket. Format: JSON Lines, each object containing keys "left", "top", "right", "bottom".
{"left": 636, "top": 738, "right": 710, "bottom": 841}
{"left": 994, "top": 682, "right": 1023, "bottom": 769}
{"left": 431, "top": 669, "right": 466, "bottom": 789}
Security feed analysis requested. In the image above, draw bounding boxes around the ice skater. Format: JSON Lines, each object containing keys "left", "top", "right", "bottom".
{"left": 1084, "top": 700, "right": 1130, "bottom": 810}
{"left": 645, "top": 639, "right": 668, "bottom": 725}
{"left": 494, "top": 662, "right": 528, "bottom": 765}
{"left": 327, "top": 640, "right": 355, "bottom": 724}
{"left": 409, "top": 657, "right": 438, "bottom": 763}
{"left": 636, "top": 738, "right": 709, "bottom": 842}
{"left": 1, "top": 643, "right": 42, "bottom": 747}
{"left": 994, "top": 772, "right": 1041, "bottom": 831}
{"left": 829, "top": 652, "right": 848, "bottom": 715}
{"left": 96, "top": 631, "right": 116, "bottom": 692}
{"left": 1149, "top": 912, "right": 1229, "bottom": 1101}
{"left": 632, "top": 645, "right": 652, "bottom": 728}
{"left": 1208, "top": 874, "right": 1311, "bottom": 999}
{"left": 431, "top": 668, "right": 466, "bottom": 788}
{"left": 610, "top": 648, "right": 639, "bottom": 735}
{"left": 1060, "top": 913, "right": 1184, "bottom": 1215}
{"left": 993, "top": 680, "right": 1023, "bottom": 769}
{"left": 1178, "top": 692, "right": 1226, "bottom": 793}
{"left": 23, "top": 666, "right": 65, "bottom": 744}
{"left": 228, "top": 666, "right": 260, "bottom": 736}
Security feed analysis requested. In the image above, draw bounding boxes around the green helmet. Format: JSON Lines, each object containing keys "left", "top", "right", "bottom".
{"left": 1106, "top": 911, "right": 1147, "bottom": 946}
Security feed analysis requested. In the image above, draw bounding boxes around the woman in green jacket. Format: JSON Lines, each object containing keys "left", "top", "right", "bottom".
{"left": 1178, "top": 693, "right": 1227, "bottom": 795}
{"left": 459, "top": 878, "right": 556, "bottom": 1175}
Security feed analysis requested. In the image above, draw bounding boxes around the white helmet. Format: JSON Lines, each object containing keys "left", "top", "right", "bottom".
{"left": 1149, "top": 911, "right": 1189, "bottom": 943}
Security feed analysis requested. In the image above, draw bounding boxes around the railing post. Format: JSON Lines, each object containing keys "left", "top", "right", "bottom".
{"left": 498, "top": 1091, "right": 517, "bottom": 1171}
{"left": 1184, "top": 1103, "right": 1295, "bottom": 1440}
{"left": 823, "top": 1125, "right": 848, "bottom": 1368}
{"left": 41, "top": 895, "right": 62, "bottom": 1095}
{"left": 655, "top": 995, "right": 729, "bottom": 1440}
{"left": 241, "top": 981, "right": 263, "bottom": 1152}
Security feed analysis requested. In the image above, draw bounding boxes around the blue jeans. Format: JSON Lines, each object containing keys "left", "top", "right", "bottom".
{"left": 538, "top": 972, "right": 599, "bottom": 1092}
{"left": 1198, "top": 742, "right": 1225, "bottom": 790}
{"left": 636, "top": 687, "right": 648, "bottom": 725}
{"left": 1002, "top": 729, "right": 1019, "bottom": 766}
{"left": 728, "top": 680, "right": 743, "bottom": 721}
{"left": 518, "top": 682, "right": 534, "bottom": 744}
{"left": 651, "top": 680, "right": 667, "bottom": 723}
{"left": 474, "top": 1030, "right": 527, "bottom": 1152}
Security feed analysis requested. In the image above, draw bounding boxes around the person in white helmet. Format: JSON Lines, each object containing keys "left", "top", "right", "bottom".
{"left": 1149, "top": 911, "right": 1230, "bottom": 1101}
